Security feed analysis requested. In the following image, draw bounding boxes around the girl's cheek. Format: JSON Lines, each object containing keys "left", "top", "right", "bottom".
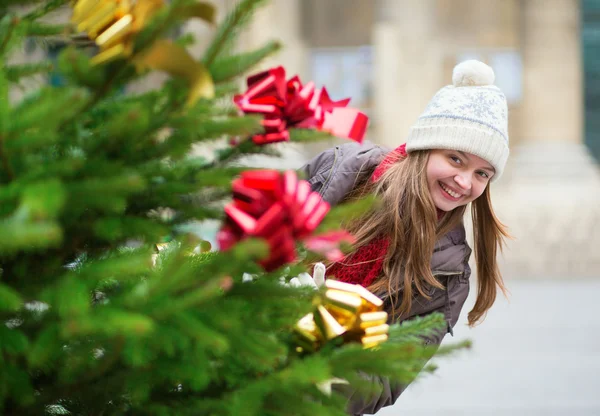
{"left": 473, "top": 184, "right": 487, "bottom": 200}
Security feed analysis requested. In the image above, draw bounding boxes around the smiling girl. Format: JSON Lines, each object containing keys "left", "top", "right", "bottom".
{"left": 302, "top": 60, "right": 510, "bottom": 415}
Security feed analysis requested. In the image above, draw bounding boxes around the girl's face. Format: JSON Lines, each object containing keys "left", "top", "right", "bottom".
{"left": 426, "top": 149, "right": 495, "bottom": 211}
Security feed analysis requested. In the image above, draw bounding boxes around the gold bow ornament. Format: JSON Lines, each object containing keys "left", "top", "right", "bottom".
{"left": 294, "top": 279, "right": 389, "bottom": 353}
{"left": 70, "top": 0, "right": 216, "bottom": 105}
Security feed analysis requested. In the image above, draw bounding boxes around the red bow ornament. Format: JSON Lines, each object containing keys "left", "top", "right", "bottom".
{"left": 234, "top": 66, "right": 369, "bottom": 145}
{"left": 217, "top": 169, "right": 355, "bottom": 271}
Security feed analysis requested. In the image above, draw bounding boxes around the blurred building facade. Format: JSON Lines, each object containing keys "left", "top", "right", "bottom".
{"left": 235, "top": 0, "right": 600, "bottom": 279}
{"left": 10, "top": 0, "right": 600, "bottom": 279}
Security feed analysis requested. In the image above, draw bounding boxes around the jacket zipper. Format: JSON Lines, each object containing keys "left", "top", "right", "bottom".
{"left": 432, "top": 271, "right": 463, "bottom": 277}
{"left": 320, "top": 147, "right": 338, "bottom": 196}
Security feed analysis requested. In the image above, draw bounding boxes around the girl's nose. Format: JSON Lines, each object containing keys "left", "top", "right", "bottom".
{"left": 454, "top": 173, "right": 472, "bottom": 191}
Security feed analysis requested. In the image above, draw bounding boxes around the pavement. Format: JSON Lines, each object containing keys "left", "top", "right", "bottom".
{"left": 378, "top": 279, "right": 600, "bottom": 416}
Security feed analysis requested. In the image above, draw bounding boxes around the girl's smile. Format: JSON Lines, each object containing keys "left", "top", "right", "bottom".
{"left": 438, "top": 181, "right": 465, "bottom": 201}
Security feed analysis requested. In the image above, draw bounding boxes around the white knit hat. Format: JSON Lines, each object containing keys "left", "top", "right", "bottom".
{"left": 405, "top": 60, "right": 509, "bottom": 181}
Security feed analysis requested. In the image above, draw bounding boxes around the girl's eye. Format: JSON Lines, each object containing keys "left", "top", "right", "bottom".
{"left": 477, "top": 171, "right": 489, "bottom": 179}
{"left": 450, "top": 155, "right": 462, "bottom": 164}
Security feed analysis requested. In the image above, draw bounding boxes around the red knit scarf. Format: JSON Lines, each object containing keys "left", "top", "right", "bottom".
{"left": 327, "top": 144, "right": 407, "bottom": 287}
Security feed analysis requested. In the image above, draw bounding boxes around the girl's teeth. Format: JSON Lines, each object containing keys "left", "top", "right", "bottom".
{"left": 441, "top": 183, "right": 460, "bottom": 198}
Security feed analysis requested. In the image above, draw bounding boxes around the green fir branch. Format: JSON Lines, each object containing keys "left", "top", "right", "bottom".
{"left": 387, "top": 313, "right": 447, "bottom": 343}
{"left": 176, "top": 114, "right": 263, "bottom": 139}
{"left": 55, "top": 46, "right": 106, "bottom": 89}
{"left": 0, "top": 219, "right": 62, "bottom": 253}
{"left": 214, "top": 81, "right": 241, "bottom": 96}
{"left": 132, "top": 0, "right": 208, "bottom": 56}
{"left": 203, "top": 0, "right": 269, "bottom": 67}
{"left": 193, "top": 167, "right": 248, "bottom": 187}
{"left": 212, "top": 139, "right": 282, "bottom": 167}
{"left": 210, "top": 40, "right": 282, "bottom": 83}
{"left": 22, "top": 0, "right": 69, "bottom": 21}
{"left": 56, "top": 62, "right": 131, "bottom": 134}
{"left": 0, "top": 70, "right": 13, "bottom": 181}
{"left": 315, "top": 195, "right": 377, "bottom": 233}
{"left": 1, "top": 0, "right": 46, "bottom": 9}
{"left": 289, "top": 128, "right": 336, "bottom": 143}
{"left": 24, "top": 22, "right": 66, "bottom": 37}
{"left": 5, "top": 61, "right": 53, "bottom": 83}
{"left": 0, "top": 14, "right": 19, "bottom": 57}
{"left": 435, "top": 339, "right": 473, "bottom": 356}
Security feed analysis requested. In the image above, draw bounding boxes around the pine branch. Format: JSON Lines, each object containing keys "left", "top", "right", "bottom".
{"left": 212, "top": 139, "right": 282, "bottom": 167}
{"left": 78, "top": 336, "right": 126, "bottom": 385}
{"left": 210, "top": 40, "right": 282, "bottom": 83}
{"left": 1, "top": 0, "right": 46, "bottom": 8}
{"left": 24, "top": 22, "right": 65, "bottom": 37}
{"left": 214, "top": 81, "right": 240, "bottom": 96}
{"left": 289, "top": 128, "right": 336, "bottom": 143}
{"left": 387, "top": 313, "right": 447, "bottom": 343}
{"left": 435, "top": 339, "right": 472, "bottom": 356}
{"left": 0, "top": 219, "right": 62, "bottom": 253}
{"left": 315, "top": 195, "right": 377, "bottom": 233}
{"left": 131, "top": 0, "right": 190, "bottom": 55}
{"left": 0, "top": 1, "right": 44, "bottom": 17}
{"left": 192, "top": 167, "right": 248, "bottom": 187}
{"left": 0, "top": 14, "right": 19, "bottom": 57}
{"left": 22, "top": 0, "right": 69, "bottom": 21}
{"left": 0, "top": 70, "right": 14, "bottom": 181}
{"left": 10, "top": 86, "right": 89, "bottom": 136}
{"left": 174, "top": 32, "right": 196, "bottom": 48}
{"left": 174, "top": 114, "right": 263, "bottom": 140}
{"left": 5, "top": 62, "right": 53, "bottom": 83}
{"left": 93, "top": 216, "right": 168, "bottom": 243}
{"left": 56, "top": 62, "right": 130, "bottom": 134}
{"left": 202, "top": 0, "right": 269, "bottom": 67}
{"left": 55, "top": 47, "right": 106, "bottom": 89}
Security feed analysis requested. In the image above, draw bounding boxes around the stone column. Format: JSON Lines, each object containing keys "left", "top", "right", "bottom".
{"left": 239, "top": 0, "right": 308, "bottom": 78}
{"left": 494, "top": 0, "right": 600, "bottom": 278}
{"left": 372, "top": 0, "right": 442, "bottom": 148}
{"left": 521, "top": 2, "right": 582, "bottom": 144}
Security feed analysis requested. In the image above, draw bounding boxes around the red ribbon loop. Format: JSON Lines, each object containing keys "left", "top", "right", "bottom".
{"left": 234, "top": 66, "right": 369, "bottom": 145}
{"left": 219, "top": 169, "right": 352, "bottom": 271}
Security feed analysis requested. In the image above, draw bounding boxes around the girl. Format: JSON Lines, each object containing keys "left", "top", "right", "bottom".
{"left": 302, "top": 60, "right": 510, "bottom": 415}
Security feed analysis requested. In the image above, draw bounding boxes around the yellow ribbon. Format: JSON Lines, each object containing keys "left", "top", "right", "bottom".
{"left": 71, "top": 0, "right": 216, "bottom": 105}
{"left": 294, "top": 280, "right": 389, "bottom": 353}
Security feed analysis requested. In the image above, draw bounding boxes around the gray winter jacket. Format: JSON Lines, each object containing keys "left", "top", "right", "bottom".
{"left": 301, "top": 142, "right": 472, "bottom": 415}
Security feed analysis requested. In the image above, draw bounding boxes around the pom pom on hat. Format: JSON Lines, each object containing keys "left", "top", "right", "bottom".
{"left": 452, "top": 60, "right": 495, "bottom": 87}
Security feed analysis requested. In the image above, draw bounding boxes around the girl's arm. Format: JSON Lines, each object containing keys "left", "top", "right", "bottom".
{"left": 336, "top": 276, "right": 470, "bottom": 414}
{"left": 333, "top": 313, "right": 447, "bottom": 415}
{"left": 300, "top": 142, "right": 387, "bottom": 206}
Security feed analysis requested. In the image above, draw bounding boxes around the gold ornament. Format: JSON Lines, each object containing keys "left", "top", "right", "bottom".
{"left": 71, "top": 0, "right": 216, "bottom": 106}
{"left": 293, "top": 280, "right": 389, "bottom": 352}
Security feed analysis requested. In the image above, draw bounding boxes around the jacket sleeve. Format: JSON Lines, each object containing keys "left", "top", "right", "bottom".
{"left": 337, "top": 275, "right": 470, "bottom": 415}
{"left": 300, "top": 141, "right": 388, "bottom": 206}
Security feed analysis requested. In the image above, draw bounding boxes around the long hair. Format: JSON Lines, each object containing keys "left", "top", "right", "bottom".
{"left": 329, "top": 150, "right": 509, "bottom": 327}
{"left": 469, "top": 185, "right": 510, "bottom": 324}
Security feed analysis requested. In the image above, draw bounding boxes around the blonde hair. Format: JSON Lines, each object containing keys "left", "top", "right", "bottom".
{"left": 329, "top": 150, "right": 509, "bottom": 326}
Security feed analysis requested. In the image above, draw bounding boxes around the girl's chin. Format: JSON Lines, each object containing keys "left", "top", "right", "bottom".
{"left": 435, "top": 205, "right": 454, "bottom": 212}
{"left": 433, "top": 197, "right": 461, "bottom": 212}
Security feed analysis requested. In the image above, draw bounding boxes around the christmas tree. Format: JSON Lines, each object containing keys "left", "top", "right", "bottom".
{"left": 0, "top": 1, "right": 467, "bottom": 414}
